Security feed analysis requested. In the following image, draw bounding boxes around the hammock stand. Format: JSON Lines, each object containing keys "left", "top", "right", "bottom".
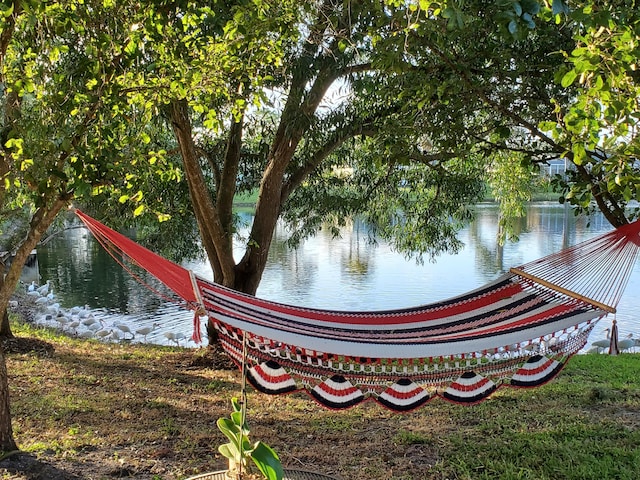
{"left": 73, "top": 209, "right": 640, "bottom": 413}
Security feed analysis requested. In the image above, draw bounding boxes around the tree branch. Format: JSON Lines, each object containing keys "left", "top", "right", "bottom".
{"left": 217, "top": 112, "right": 244, "bottom": 236}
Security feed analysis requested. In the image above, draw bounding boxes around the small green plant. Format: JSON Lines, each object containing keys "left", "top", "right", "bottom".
{"left": 217, "top": 397, "right": 283, "bottom": 480}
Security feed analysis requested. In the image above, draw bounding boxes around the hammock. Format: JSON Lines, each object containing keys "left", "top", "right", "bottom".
{"left": 74, "top": 209, "right": 640, "bottom": 412}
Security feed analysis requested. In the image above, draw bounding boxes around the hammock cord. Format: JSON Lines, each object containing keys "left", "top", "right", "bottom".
{"left": 514, "top": 220, "right": 640, "bottom": 311}
{"left": 89, "top": 219, "right": 181, "bottom": 306}
{"left": 74, "top": 209, "right": 198, "bottom": 311}
{"left": 239, "top": 331, "right": 249, "bottom": 477}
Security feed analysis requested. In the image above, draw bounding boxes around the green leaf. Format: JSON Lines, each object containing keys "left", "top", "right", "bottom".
{"left": 552, "top": 0, "right": 570, "bottom": 16}
{"left": 594, "top": 75, "right": 604, "bottom": 91}
{"left": 521, "top": 0, "right": 540, "bottom": 15}
{"left": 561, "top": 70, "right": 577, "bottom": 87}
{"left": 217, "top": 417, "right": 240, "bottom": 442}
{"left": 572, "top": 144, "right": 586, "bottom": 166}
{"left": 218, "top": 442, "right": 240, "bottom": 461}
{"left": 513, "top": 2, "right": 522, "bottom": 17}
{"left": 133, "top": 204, "right": 145, "bottom": 216}
{"left": 441, "top": 7, "right": 454, "bottom": 19}
{"left": 230, "top": 410, "right": 244, "bottom": 428}
{"left": 251, "top": 442, "right": 284, "bottom": 480}
{"left": 124, "top": 39, "right": 137, "bottom": 55}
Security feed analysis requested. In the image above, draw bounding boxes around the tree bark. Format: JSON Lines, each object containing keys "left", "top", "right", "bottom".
{"left": 169, "top": 99, "right": 236, "bottom": 286}
{"left": 0, "top": 197, "right": 69, "bottom": 337}
{"left": 0, "top": 343, "right": 18, "bottom": 453}
{"left": 0, "top": 293, "right": 12, "bottom": 339}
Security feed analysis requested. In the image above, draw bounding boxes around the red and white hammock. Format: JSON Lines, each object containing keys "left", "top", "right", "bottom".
{"left": 74, "top": 209, "right": 640, "bottom": 412}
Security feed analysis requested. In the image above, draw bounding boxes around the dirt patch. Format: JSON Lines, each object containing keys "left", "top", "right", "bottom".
{"left": 0, "top": 452, "right": 83, "bottom": 480}
{"left": 172, "top": 346, "right": 236, "bottom": 371}
{"left": 1, "top": 336, "right": 55, "bottom": 357}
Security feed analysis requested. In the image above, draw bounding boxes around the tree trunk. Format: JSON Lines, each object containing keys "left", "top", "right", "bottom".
{"left": 169, "top": 100, "right": 236, "bottom": 286}
{"left": 0, "top": 308, "right": 11, "bottom": 339}
{"left": 0, "top": 343, "right": 18, "bottom": 453}
{"left": 0, "top": 198, "right": 68, "bottom": 337}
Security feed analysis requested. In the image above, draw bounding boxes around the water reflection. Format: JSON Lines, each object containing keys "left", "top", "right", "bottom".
{"left": 32, "top": 202, "right": 640, "bottom": 349}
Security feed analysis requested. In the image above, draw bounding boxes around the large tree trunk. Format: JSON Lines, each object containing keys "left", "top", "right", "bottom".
{"left": 0, "top": 344, "right": 18, "bottom": 453}
{"left": 233, "top": 136, "right": 298, "bottom": 294}
{"left": 0, "top": 286, "right": 12, "bottom": 339}
{"left": 169, "top": 100, "right": 236, "bottom": 287}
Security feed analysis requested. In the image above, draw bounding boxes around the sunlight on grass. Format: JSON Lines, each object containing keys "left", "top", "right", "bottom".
{"left": 5, "top": 314, "right": 640, "bottom": 479}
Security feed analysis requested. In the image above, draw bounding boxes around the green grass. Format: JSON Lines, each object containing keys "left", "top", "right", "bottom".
{"left": 4, "top": 318, "right": 640, "bottom": 480}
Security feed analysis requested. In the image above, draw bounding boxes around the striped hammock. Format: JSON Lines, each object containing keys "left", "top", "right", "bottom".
{"left": 74, "top": 210, "right": 640, "bottom": 412}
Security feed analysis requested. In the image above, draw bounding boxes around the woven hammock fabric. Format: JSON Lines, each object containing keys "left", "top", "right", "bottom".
{"left": 74, "top": 210, "right": 640, "bottom": 412}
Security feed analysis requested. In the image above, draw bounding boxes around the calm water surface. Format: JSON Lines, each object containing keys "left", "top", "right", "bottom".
{"left": 30, "top": 203, "right": 640, "bottom": 350}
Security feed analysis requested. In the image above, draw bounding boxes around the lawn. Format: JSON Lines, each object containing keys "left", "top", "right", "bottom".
{"left": 2, "top": 319, "right": 640, "bottom": 480}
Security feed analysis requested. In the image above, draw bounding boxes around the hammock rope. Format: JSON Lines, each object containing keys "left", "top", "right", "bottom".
{"left": 73, "top": 209, "right": 640, "bottom": 412}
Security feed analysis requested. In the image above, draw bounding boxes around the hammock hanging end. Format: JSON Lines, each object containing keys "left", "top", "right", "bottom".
{"left": 509, "top": 267, "right": 617, "bottom": 314}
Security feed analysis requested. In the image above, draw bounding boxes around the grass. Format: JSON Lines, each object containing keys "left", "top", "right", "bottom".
{"left": 3, "top": 318, "right": 640, "bottom": 480}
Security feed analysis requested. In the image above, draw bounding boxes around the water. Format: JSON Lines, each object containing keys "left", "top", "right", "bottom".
{"left": 26, "top": 203, "right": 640, "bottom": 350}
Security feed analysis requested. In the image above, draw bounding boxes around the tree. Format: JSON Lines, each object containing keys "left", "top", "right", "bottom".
{"left": 543, "top": 2, "right": 640, "bottom": 226}
{"left": 397, "top": 0, "right": 640, "bottom": 229}
{"left": 110, "top": 1, "right": 495, "bottom": 299}
{"left": 0, "top": 0, "right": 159, "bottom": 452}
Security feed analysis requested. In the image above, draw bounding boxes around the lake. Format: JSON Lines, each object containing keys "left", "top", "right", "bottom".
{"left": 25, "top": 202, "right": 640, "bottom": 351}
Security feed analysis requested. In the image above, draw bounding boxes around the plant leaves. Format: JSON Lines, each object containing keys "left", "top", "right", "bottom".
{"left": 217, "top": 418, "right": 240, "bottom": 444}
{"left": 561, "top": 70, "right": 577, "bottom": 87}
{"left": 218, "top": 443, "right": 241, "bottom": 462}
{"left": 552, "top": 0, "right": 570, "bottom": 16}
{"left": 251, "top": 441, "right": 284, "bottom": 480}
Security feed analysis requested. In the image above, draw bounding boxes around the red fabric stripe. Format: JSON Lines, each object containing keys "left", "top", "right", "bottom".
{"left": 449, "top": 376, "right": 491, "bottom": 392}
{"left": 316, "top": 382, "right": 360, "bottom": 397}
{"left": 437, "top": 304, "right": 575, "bottom": 341}
{"left": 201, "top": 280, "right": 523, "bottom": 326}
{"left": 253, "top": 364, "right": 291, "bottom": 384}
{"left": 518, "top": 359, "right": 555, "bottom": 376}
{"left": 384, "top": 385, "right": 425, "bottom": 400}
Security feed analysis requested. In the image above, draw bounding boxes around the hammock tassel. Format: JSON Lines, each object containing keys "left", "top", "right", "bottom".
{"left": 192, "top": 308, "right": 204, "bottom": 344}
{"left": 189, "top": 271, "right": 206, "bottom": 344}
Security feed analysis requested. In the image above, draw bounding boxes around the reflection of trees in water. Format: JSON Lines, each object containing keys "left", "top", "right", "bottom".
{"left": 467, "top": 204, "right": 582, "bottom": 279}
{"left": 466, "top": 208, "right": 507, "bottom": 278}
{"left": 37, "top": 228, "right": 181, "bottom": 314}
{"left": 267, "top": 222, "right": 319, "bottom": 296}
{"left": 466, "top": 204, "right": 613, "bottom": 283}
{"left": 342, "top": 218, "right": 372, "bottom": 278}
{"left": 266, "top": 217, "right": 375, "bottom": 293}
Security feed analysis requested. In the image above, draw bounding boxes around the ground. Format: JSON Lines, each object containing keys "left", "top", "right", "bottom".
{"left": 0, "top": 336, "right": 238, "bottom": 480}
